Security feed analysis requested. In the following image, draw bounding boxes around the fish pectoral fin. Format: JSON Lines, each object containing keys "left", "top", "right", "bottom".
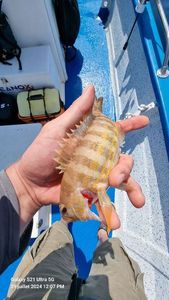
{"left": 96, "top": 191, "right": 114, "bottom": 234}
{"left": 87, "top": 209, "right": 101, "bottom": 221}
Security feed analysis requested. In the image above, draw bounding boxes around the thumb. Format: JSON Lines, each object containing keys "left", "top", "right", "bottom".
{"left": 58, "top": 85, "right": 95, "bottom": 131}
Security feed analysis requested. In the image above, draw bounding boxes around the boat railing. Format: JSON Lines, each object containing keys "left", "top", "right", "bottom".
{"left": 154, "top": 0, "right": 169, "bottom": 78}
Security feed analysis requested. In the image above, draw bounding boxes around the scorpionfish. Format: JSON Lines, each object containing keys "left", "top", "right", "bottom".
{"left": 55, "top": 97, "right": 124, "bottom": 233}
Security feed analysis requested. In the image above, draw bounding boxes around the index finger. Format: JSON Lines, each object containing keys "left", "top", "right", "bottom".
{"left": 59, "top": 85, "right": 95, "bottom": 131}
{"left": 116, "top": 116, "right": 149, "bottom": 133}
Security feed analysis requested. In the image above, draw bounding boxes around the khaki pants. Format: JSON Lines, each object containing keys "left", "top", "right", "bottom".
{"left": 7, "top": 221, "right": 147, "bottom": 300}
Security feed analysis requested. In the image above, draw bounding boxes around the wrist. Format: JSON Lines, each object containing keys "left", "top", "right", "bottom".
{"left": 6, "top": 162, "right": 40, "bottom": 234}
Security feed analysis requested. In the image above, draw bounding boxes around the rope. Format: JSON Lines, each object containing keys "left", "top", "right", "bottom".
{"left": 124, "top": 102, "right": 156, "bottom": 119}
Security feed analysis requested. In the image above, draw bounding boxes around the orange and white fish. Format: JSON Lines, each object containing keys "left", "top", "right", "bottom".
{"left": 55, "top": 97, "right": 124, "bottom": 233}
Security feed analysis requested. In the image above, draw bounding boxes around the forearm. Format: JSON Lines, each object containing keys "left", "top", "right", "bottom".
{"left": 0, "top": 170, "right": 33, "bottom": 274}
{"left": 6, "top": 162, "right": 40, "bottom": 234}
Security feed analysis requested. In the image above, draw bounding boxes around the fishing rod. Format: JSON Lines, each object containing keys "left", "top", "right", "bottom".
{"left": 123, "top": 0, "right": 150, "bottom": 51}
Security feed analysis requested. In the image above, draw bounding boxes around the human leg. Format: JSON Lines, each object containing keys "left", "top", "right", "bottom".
{"left": 7, "top": 221, "right": 77, "bottom": 300}
{"left": 79, "top": 228, "right": 147, "bottom": 300}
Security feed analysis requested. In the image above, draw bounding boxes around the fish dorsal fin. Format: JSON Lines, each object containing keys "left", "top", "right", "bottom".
{"left": 55, "top": 112, "right": 94, "bottom": 173}
{"left": 55, "top": 96, "right": 104, "bottom": 173}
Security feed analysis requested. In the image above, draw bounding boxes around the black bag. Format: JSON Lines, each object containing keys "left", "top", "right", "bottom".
{"left": 0, "top": 0, "right": 22, "bottom": 70}
{"left": 0, "top": 93, "right": 18, "bottom": 125}
{"left": 54, "top": 0, "right": 80, "bottom": 61}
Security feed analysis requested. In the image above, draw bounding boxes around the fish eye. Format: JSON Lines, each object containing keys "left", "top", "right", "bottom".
{"left": 62, "top": 207, "right": 67, "bottom": 214}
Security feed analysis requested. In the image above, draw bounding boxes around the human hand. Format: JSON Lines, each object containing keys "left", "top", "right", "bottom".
{"left": 6, "top": 85, "right": 149, "bottom": 232}
{"left": 6, "top": 86, "right": 96, "bottom": 231}
{"left": 108, "top": 117, "right": 149, "bottom": 230}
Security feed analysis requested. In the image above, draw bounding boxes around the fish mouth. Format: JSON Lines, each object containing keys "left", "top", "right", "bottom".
{"left": 81, "top": 190, "right": 101, "bottom": 221}
{"left": 81, "top": 190, "right": 98, "bottom": 207}
{"left": 81, "top": 190, "right": 112, "bottom": 233}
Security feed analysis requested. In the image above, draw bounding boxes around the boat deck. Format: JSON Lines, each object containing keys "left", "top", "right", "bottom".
{"left": 0, "top": 0, "right": 114, "bottom": 297}
{"left": 107, "top": 0, "right": 169, "bottom": 299}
